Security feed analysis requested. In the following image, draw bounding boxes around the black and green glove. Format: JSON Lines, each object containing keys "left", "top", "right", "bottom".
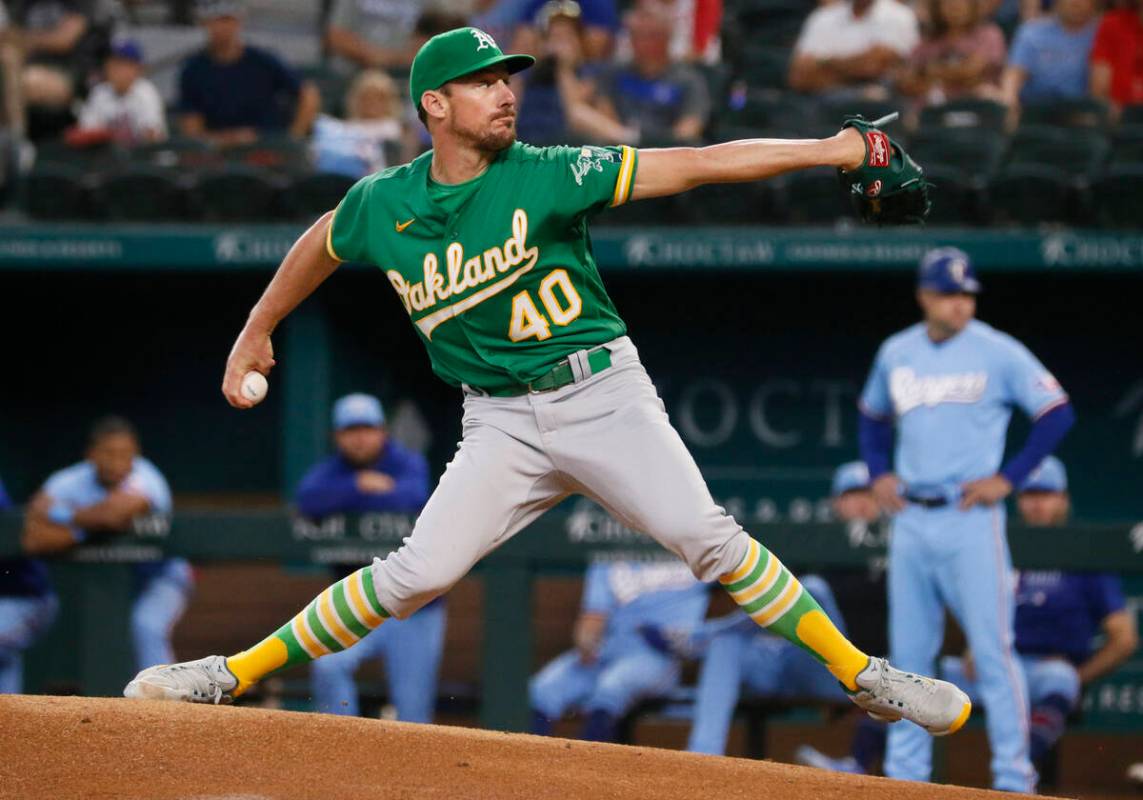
{"left": 838, "top": 113, "right": 931, "bottom": 225}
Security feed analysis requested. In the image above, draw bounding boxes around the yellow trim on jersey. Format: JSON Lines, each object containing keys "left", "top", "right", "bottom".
{"left": 610, "top": 145, "right": 637, "bottom": 207}
{"left": 325, "top": 203, "right": 344, "bottom": 263}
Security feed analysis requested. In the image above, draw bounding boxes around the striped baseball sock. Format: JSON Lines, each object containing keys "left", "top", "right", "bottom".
{"left": 225, "top": 565, "right": 390, "bottom": 693}
{"left": 720, "top": 537, "right": 869, "bottom": 691}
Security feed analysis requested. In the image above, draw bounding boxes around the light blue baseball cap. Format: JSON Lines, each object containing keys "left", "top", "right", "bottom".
{"left": 831, "top": 461, "right": 871, "bottom": 497}
{"left": 1020, "top": 456, "right": 1067, "bottom": 493}
{"left": 332, "top": 393, "right": 384, "bottom": 430}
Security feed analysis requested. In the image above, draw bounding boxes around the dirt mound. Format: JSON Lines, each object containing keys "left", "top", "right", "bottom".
{"left": 0, "top": 695, "right": 1044, "bottom": 800}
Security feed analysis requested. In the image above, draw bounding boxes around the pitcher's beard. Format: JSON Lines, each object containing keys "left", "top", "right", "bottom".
{"left": 457, "top": 116, "right": 517, "bottom": 153}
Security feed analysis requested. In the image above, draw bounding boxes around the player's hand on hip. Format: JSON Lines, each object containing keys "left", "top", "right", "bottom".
{"left": 959, "top": 474, "right": 1013, "bottom": 510}
{"left": 222, "top": 326, "right": 276, "bottom": 409}
{"left": 871, "top": 473, "right": 906, "bottom": 514}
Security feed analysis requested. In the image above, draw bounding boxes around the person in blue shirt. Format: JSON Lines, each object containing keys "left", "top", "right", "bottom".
{"left": 21, "top": 416, "right": 190, "bottom": 672}
{"left": 178, "top": 0, "right": 319, "bottom": 146}
{"left": 940, "top": 457, "right": 1139, "bottom": 774}
{"left": 0, "top": 475, "right": 59, "bottom": 694}
{"left": 1002, "top": 0, "right": 1098, "bottom": 113}
{"left": 858, "top": 248, "right": 1075, "bottom": 793}
{"left": 530, "top": 557, "right": 710, "bottom": 742}
{"left": 296, "top": 393, "right": 437, "bottom": 721}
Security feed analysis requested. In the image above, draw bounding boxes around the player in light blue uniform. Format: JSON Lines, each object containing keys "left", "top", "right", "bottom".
{"left": 296, "top": 394, "right": 439, "bottom": 722}
{"left": 0, "top": 476, "right": 60, "bottom": 693}
{"left": 940, "top": 456, "right": 1138, "bottom": 776}
{"left": 22, "top": 417, "right": 191, "bottom": 671}
{"left": 530, "top": 557, "right": 710, "bottom": 742}
{"left": 858, "top": 248, "right": 1075, "bottom": 793}
{"left": 681, "top": 575, "right": 847, "bottom": 755}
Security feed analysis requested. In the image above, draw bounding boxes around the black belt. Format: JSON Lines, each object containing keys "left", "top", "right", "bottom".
{"left": 905, "top": 495, "right": 949, "bottom": 509}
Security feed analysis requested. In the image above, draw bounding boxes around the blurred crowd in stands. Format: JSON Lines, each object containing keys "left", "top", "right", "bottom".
{"left": 0, "top": 0, "right": 1140, "bottom": 225}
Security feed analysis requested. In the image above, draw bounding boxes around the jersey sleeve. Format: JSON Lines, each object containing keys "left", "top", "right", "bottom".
{"left": 1086, "top": 574, "right": 1128, "bottom": 621}
{"left": 544, "top": 144, "right": 639, "bottom": 219}
{"left": 327, "top": 176, "right": 374, "bottom": 264}
{"left": 859, "top": 343, "right": 894, "bottom": 419}
{"left": 1000, "top": 338, "right": 1068, "bottom": 419}
{"left": 581, "top": 562, "right": 617, "bottom": 615}
{"left": 123, "top": 463, "right": 173, "bottom": 514}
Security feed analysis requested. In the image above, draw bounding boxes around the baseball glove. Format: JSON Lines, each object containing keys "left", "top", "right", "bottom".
{"left": 838, "top": 113, "right": 932, "bottom": 225}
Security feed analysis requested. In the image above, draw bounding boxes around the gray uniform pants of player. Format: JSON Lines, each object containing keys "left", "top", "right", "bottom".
{"left": 368, "top": 337, "right": 751, "bottom": 619}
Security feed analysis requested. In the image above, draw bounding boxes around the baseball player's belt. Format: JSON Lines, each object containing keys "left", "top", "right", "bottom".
{"left": 904, "top": 495, "right": 949, "bottom": 509}
{"left": 482, "top": 346, "right": 613, "bottom": 397}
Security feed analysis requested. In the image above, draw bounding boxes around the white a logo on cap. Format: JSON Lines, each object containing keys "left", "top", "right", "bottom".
{"left": 471, "top": 29, "right": 497, "bottom": 51}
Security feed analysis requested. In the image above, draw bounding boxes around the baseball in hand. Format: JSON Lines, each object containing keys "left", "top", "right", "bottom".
{"left": 241, "top": 371, "right": 269, "bottom": 403}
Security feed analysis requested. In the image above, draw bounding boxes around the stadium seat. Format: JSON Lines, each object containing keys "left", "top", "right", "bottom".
{"left": 985, "top": 164, "right": 1075, "bottom": 226}
{"left": 96, "top": 167, "right": 187, "bottom": 222}
{"left": 908, "top": 127, "right": 1005, "bottom": 180}
{"left": 595, "top": 194, "right": 682, "bottom": 227}
{"left": 1118, "top": 104, "right": 1143, "bottom": 126}
{"left": 225, "top": 135, "right": 309, "bottom": 173}
{"left": 726, "top": 0, "right": 808, "bottom": 46}
{"left": 781, "top": 167, "right": 850, "bottom": 224}
{"left": 676, "top": 180, "right": 778, "bottom": 225}
{"left": 287, "top": 172, "right": 357, "bottom": 219}
{"left": 921, "top": 164, "right": 980, "bottom": 225}
{"left": 1110, "top": 125, "right": 1143, "bottom": 165}
{"left": 1090, "top": 165, "right": 1143, "bottom": 229}
{"left": 299, "top": 65, "right": 351, "bottom": 118}
{"left": 193, "top": 165, "right": 282, "bottom": 221}
{"left": 919, "top": 98, "right": 1008, "bottom": 131}
{"left": 22, "top": 162, "right": 90, "bottom": 219}
{"left": 129, "top": 137, "right": 219, "bottom": 171}
{"left": 1006, "top": 125, "right": 1109, "bottom": 176}
{"left": 695, "top": 63, "right": 732, "bottom": 111}
{"left": 1020, "top": 98, "right": 1110, "bottom": 130}
{"left": 714, "top": 89, "right": 809, "bottom": 137}
{"left": 736, "top": 44, "right": 793, "bottom": 90}
{"left": 807, "top": 97, "right": 901, "bottom": 137}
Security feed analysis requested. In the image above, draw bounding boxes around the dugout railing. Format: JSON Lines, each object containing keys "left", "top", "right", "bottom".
{"left": 2, "top": 510, "right": 1141, "bottom": 735}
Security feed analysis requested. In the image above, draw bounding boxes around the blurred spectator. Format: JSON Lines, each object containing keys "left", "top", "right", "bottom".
{"left": 788, "top": 0, "right": 920, "bottom": 98}
{"left": 11, "top": 0, "right": 121, "bottom": 140}
{"left": 311, "top": 69, "right": 404, "bottom": 178}
{"left": 1089, "top": 0, "right": 1143, "bottom": 117}
{"left": 0, "top": 474, "right": 59, "bottom": 694}
{"left": 295, "top": 393, "right": 441, "bottom": 722}
{"left": 21, "top": 416, "right": 192, "bottom": 671}
{"left": 611, "top": 0, "right": 722, "bottom": 66}
{"left": 514, "top": 1, "right": 633, "bottom": 145}
{"left": 68, "top": 37, "right": 165, "bottom": 146}
{"left": 680, "top": 575, "right": 848, "bottom": 755}
{"left": 472, "top": 0, "right": 534, "bottom": 48}
{"left": 530, "top": 557, "right": 709, "bottom": 742}
{"left": 512, "top": 0, "right": 618, "bottom": 62}
{"left": 178, "top": 0, "right": 319, "bottom": 146}
{"left": 899, "top": 0, "right": 1007, "bottom": 105}
{"left": 325, "top": 0, "right": 428, "bottom": 75}
{"left": 594, "top": 3, "right": 709, "bottom": 145}
{"left": 0, "top": 3, "right": 26, "bottom": 136}
{"left": 1001, "top": 0, "right": 1098, "bottom": 119}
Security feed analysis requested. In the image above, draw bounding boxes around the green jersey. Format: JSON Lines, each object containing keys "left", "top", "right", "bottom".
{"left": 327, "top": 141, "right": 638, "bottom": 392}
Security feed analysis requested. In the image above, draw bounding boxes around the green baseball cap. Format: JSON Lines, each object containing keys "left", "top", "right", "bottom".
{"left": 410, "top": 27, "right": 535, "bottom": 111}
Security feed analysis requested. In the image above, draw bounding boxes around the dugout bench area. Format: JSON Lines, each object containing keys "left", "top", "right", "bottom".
{"left": 2, "top": 512, "right": 1141, "bottom": 753}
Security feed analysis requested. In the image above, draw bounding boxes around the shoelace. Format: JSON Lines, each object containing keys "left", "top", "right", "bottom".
{"left": 164, "top": 663, "right": 225, "bottom": 705}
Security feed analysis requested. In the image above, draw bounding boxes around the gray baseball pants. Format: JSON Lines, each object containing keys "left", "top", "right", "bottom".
{"left": 369, "top": 336, "right": 751, "bottom": 619}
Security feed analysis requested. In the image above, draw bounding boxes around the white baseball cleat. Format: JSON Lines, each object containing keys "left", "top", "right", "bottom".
{"left": 848, "top": 657, "right": 971, "bottom": 736}
{"left": 124, "top": 655, "right": 239, "bottom": 704}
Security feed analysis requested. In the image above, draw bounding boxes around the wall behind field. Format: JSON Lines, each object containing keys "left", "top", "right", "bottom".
{"left": 2, "top": 268, "right": 1139, "bottom": 520}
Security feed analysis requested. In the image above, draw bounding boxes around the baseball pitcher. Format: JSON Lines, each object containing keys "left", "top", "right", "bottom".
{"left": 125, "top": 27, "right": 968, "bottom": 737}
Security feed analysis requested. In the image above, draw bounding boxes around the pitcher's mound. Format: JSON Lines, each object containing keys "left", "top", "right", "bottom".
{"left": 0, "top": 695, "right": 1042, "bottom": 799}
